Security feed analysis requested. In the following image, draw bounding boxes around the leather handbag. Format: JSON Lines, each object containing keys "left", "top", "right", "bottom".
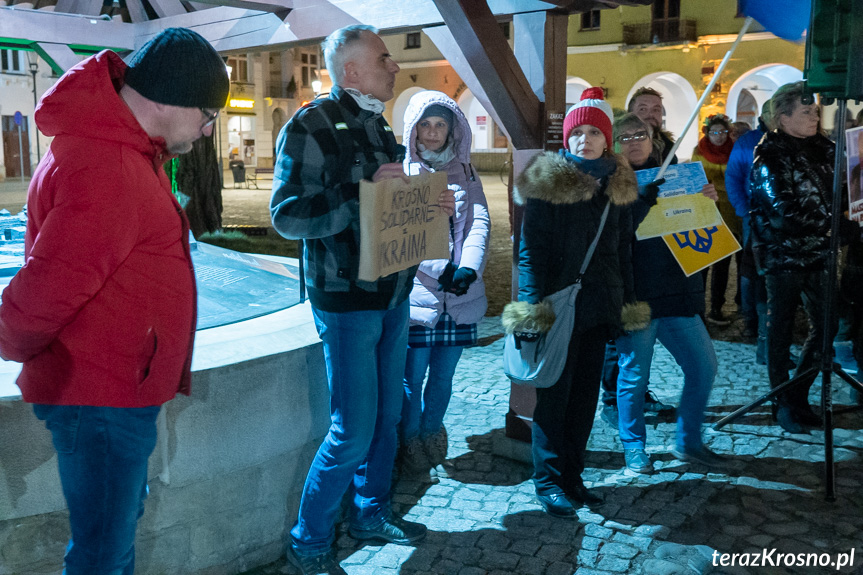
{"left": 503, "top": 201, "right": 610, "bottom": 387}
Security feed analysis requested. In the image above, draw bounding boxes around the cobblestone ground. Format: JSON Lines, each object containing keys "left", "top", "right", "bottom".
{"left": 243, "top": 317, "right": 863, "bottom": 575}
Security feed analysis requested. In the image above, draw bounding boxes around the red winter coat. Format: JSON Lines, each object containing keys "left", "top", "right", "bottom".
{"left": 0, "top": 50, "right": 196, "bottom": 407}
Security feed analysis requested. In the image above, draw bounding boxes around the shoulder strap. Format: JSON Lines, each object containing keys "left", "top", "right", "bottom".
{"left": 576, "top": 199, "right": 611, "bottom": 280}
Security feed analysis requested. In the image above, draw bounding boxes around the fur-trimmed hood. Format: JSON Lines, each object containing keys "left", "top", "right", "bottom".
{"left": 402, "top": 90, "right": 472, "bottom": 167}
{"left": 514, "top": 152, "right": 638, "bottom": 207}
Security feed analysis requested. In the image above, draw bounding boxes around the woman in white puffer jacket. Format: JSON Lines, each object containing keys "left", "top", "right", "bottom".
{"left": 399, "top": 90, "right": 490, "bottom": 478}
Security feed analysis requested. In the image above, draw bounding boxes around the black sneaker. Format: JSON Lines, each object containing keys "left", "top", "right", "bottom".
{"left": 706, "top": 309, "right": 732, "bottom": 326}
{"left": 671, "top": 445, "right": 728, "bottom": 468}
{"left": 287, "top": 547, "right": 347, "bottom": 575}
{"left": 349, "top": 515, "right": 427, "bottom": 545}
{"left": 600, "top": 403, "right": 619, "bottom": 428}
{"left": 643, "top": 390, "right": 675, "bottom": 415}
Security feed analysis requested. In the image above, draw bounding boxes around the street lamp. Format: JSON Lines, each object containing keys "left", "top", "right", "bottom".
{"left": 311, "top": 71, "right": 322, "bottom": 97}
{"left": 27, "top": 52, "right": 41, "bottom": 163}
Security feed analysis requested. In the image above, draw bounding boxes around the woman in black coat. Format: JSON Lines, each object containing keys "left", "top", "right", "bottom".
{"left": 750, "top": 81, "right": 859, "bottom": 433}
{"left": 503, "top": 88, "right": 648, "bottom": 518}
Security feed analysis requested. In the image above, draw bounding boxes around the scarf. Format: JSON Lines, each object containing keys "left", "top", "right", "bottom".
{"left": 696, "top": 136, "right": 734, "bottom": 165}
{"left": 417, "top": 141, "right": 456, "bottom": 170}
{"left": 345, "top": 88, "right": 386, "bottom": 115}
{"left": 563, "top": 151, "right": 618, "bottom": 180}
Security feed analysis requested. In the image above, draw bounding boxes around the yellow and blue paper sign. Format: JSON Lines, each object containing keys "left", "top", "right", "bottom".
{"left": 662, "top": 224, "right": 741, "bottom": 277}
{"left": 635, "top": 163, "right": 741, "bottom": 276}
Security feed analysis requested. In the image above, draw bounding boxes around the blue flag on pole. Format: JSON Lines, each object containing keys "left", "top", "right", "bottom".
{"left": 739, "top": 0, "right": 811, "bottom": 41}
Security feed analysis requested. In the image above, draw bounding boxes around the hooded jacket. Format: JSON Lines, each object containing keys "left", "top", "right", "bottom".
{"left": 402, "top": 91, "right": 490, "bottom": 327}
{"left": 750, "top": 129, "right": 834, "bottom": 275}
{"left": 504, "top": 152, "right": 645, "bottom": 337}
{"left": 0, "top": 50, "right": 196, "bottom": 407}
{"left": 725, "top": 121, "right": 767, "bottom": 218}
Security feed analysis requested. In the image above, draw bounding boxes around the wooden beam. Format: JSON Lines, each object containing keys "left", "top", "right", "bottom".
{"left": 124, "top": 0, "right": 149, "bottom": 22}
{"left": 183, "top": 0, "right": 290, "bottom": 19}
{"left": 431, "top": 0, "right": 541, "bottom": 149}
{"left": 32, "top": 41, "right": 83, "bottom": 74}
{"left": 131, "top": 9, "right": 294, "bottom": 52}
{"left": 543, "top": 10, "right": 567, "bottom": 148}
{"left": 0, "top": 9, "right": 133, "bottom": 51}
{"left": 283, "top": 0, "right": 360, "bottom": 40}
{"left": 423, "top": 25, "right": 509, "bottom": 141}
{"left": 147, "top": 0, "right": 187, "bottom": 18}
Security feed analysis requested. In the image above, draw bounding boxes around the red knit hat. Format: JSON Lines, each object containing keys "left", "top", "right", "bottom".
{"left": 563, "top": 87, "right": 614, "bottom": 150}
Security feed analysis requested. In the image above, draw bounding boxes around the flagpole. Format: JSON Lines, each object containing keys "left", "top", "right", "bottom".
{"left": 656, "top": 16, "right": 755, "bottom": 180}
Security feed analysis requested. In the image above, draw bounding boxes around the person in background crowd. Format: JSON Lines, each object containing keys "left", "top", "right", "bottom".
{"left": 628, "top": 86, "right": 678, "bottom": 165}
{"left": 594, "top": 86, "right": 680, "bottom": 427}
{"left": 399, "top": 91, "right": 490, "bottom": 482}
{"left": 731, "top": 121, "right": 752, "bottom": 142}
{"left": 692, "top": 113, "right": 740, "bottom": 326}
{"left": 612, "top": 113, "right": 724, "bottom": 474}
{"left": 0, "top": 28, "right": 228, "bottom": 575}
{"left": 504, "top": 88, "right": 647, "bottom": 518}
{"left": 599, "top": 90, "right": 678, "bottom": 429}
{"left": 726, "top": 100, "right": 773, "bottom": 359}
{"left": 750, "top": 81, "right": 860, "bottom": 434}
{"left": 270, "top": 25, "right": 454, "bottom": 575}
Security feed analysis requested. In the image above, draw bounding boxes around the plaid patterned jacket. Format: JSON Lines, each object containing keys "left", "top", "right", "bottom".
{"left": 271, "top": 86, "right": 416, "bottom": 312}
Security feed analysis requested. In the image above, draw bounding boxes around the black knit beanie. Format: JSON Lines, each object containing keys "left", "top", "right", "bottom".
{"left": 420, "top": 104, "right": 454, "bottom": 127}
{"left": 125, "top": 28, "right": 229, "bottom": 109}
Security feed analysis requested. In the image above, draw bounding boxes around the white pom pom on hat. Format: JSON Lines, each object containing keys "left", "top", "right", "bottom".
{"left": 563, "top": 87, "right": 614, "bottom": 149}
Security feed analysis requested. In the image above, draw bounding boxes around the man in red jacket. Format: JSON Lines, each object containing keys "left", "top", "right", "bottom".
{"left": 0, "top": 28, "right": 228, "bottom": 575}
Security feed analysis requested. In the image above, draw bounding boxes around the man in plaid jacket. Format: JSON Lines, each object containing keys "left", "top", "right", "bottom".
{"left": 271, "top": 24, "right": 454, "bottom": 575}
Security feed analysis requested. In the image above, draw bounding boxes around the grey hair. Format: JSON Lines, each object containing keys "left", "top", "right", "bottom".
{"left": 322, "top": 24, "right": 379, "bottom": 86}
{"left": 613, "top": 112, "right": 653, "bottom": 141}
{"left": 770, "top": 81, "right": 808, "bottom": 129}
{"left": 613, "top": 112, "right": 663, "bottom": 160}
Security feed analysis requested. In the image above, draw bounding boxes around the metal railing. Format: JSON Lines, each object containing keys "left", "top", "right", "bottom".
{"left": 622, "top": 19, "right": 697, "bottom": 45}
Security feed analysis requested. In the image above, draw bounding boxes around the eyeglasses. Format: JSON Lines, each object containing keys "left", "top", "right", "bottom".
{"left": 617, "top": 131, "right": 649, "bottom": 144}
{"left": 200, "top": 108, "right": 220, "bottom": 128}
{"left": 708, "top": 129, "right": 729, "bottom": 136}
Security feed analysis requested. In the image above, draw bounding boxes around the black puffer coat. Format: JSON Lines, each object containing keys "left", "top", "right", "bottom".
{"left": 508, "top": 151, "right": 639, "bottom": 336}
{"left": 749, "top": 129, "right": 834, "bottom": 275}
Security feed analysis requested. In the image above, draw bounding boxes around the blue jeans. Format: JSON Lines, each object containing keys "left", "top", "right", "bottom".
{"left": 32, "top": 404, "right": 160, "bottom": 575}
{"left": 616, "top": 316, "right": 717, "bottom": 452}
{"left": 401, "top": 344, "right": 463, "bottom": 440}
{"left": 291, "top": 302, "right": 409, "bottom": 556}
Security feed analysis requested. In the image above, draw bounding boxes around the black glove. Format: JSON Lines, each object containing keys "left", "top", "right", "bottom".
{"left": 839, "top": 217, "right": 862, "bottom": 245}
{"left": 447, "top": 267, "right": 477, "bottom": 296}
{"left": 513, "top": 331, "right": 541, "bottom": 349}
{"left": 640, "top": 177, "right": 666, "bottom": 207}
{"left": 437, "top": 262, "right": 456, "bottom": 292}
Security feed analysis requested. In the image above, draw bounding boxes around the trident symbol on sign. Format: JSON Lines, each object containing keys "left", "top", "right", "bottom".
{"left": 671, "top": 226, "right": 718, "bottom": 254}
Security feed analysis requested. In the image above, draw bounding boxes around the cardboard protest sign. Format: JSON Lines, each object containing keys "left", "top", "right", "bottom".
{"left": 634, "top": 163, "right": 721, "bottom": 240}
{"left": 661, "top": 224, "right": 741, "bottom": 277}
{"left": 358, "top": 170, "right": 450, "bottom": 282}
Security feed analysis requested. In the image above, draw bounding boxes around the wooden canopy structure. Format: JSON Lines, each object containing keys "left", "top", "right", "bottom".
{"left": 1, "top": 0, "right": 651, "bottom": 149}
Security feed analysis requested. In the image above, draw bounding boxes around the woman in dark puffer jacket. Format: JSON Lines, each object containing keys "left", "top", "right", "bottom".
{"left": 750, "top": 81, "right": 859, "bottom": 433}
{"left": 503, "top": 88, "right": 648, "bottom": 518}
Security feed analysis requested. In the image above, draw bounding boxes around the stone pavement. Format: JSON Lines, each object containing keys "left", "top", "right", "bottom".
{"left": 243, "top": 317, "right": 863, "bottom": 575}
